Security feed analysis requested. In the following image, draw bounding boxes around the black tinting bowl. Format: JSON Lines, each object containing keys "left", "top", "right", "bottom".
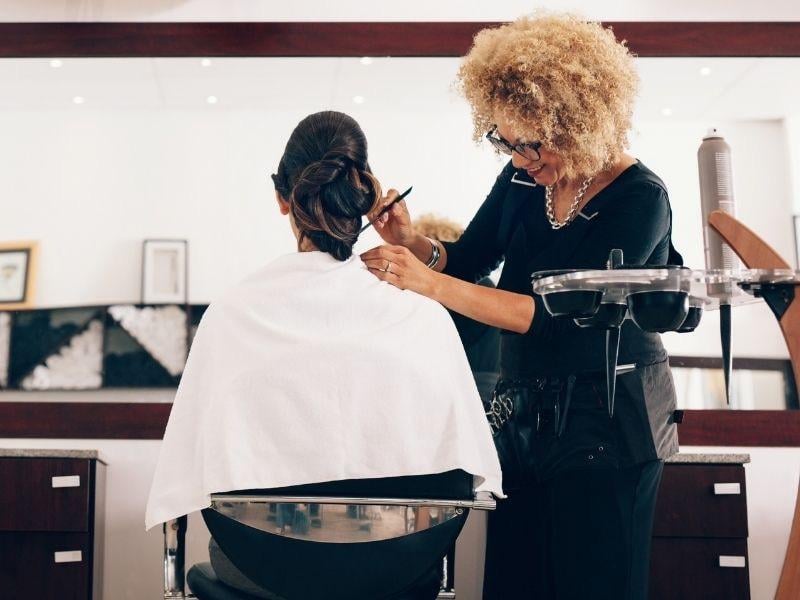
{"left": 541, "top": 290, "right": 603, "bottom": 318}
{"left": 627, "top": 291, "right": 689, "bottom": 333}
{"left": 676, "top": 305, "right": 704, "bottom": 333}
{"left": 574, "top": 303, "right": 628, "bottom": 329}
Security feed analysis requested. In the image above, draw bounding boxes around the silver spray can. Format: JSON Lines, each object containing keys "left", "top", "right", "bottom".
{"left": 698, "top": 128, "right": 737, "bottom": 405}
{"left": 697, "top": 128, "right": 738, "bottom": 271}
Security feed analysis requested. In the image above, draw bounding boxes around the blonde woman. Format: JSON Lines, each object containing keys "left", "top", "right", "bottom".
{"left": 362, "top": 13, "right": 682, "bottom": 599}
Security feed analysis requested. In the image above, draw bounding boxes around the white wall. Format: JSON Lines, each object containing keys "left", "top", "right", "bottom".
{"left": 2, "top": 71, "right": 799, "bottom": 600}
{"left": 784, "top": 116, "right": 800, "bottom": 230}
{"left": 2, "top": 109, "right": 795, "bottom": 357}
{"left": 685, "top": 446, "right": 800, "bottom": 600}
{"left": 0, "top": 86, "right": 490, "bottom": 308}
{"left": 632, "top": 119, "right": 796, "bottom": 359}
{"left": 1, "top": 4, "right": 799, "bottom": 596}
{"left": 0, "top": 104, "right": 504, "bottom": 307}
{"left": 2, "top": 0, "right": 800, "bottom": 22}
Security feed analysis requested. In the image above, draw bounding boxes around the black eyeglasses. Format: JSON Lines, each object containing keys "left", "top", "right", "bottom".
{"left": 485, "top": 126, "right": 542, "bottom": 161}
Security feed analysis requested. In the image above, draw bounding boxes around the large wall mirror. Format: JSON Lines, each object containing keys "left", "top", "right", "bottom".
{"left": 0, "top": 23, "right": 799, "bottom": 443}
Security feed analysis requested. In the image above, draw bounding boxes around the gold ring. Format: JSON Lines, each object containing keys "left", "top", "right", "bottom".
{"left": 383, "top": 260, "right": 392, "bottom": 273}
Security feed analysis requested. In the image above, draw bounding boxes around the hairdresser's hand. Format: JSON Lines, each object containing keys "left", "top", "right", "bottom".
{"left": 368, "top": 189, "right": 415, "bottom": 247}
{"left": 361, "top": 245, "right": 441, "bottom": 298}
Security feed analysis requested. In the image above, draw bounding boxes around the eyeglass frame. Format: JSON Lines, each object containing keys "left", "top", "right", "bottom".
{"left": 485, "top": 125, "right": 543, "bottom": 162}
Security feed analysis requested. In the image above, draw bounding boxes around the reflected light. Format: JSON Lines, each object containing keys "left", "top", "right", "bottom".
{"left": 72, "top": 96, "right": 85, "bottom": 105}
{"left": 700, "top": 67, "right": 712, "bottom": 76}
{"left": 206, "top": 95, "right": 218, "bottom": 105}
{"left": 50, "top": 59, "right": 63, "bottom": 69}
{"left": 360, "top": 57, "right": 373, "bottom": 66}
{"left": 201, "top": 59, "right": 212, "bottom": 67}
{"left": 353, "top": 95, "right": 365, "bottom": 104}
{"left": 661, "top": 107, "right": 673, "bottom": 117}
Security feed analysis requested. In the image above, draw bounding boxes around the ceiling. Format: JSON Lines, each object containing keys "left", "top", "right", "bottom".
{"left": 0, "top": 56, "right": 796, "bottom": 122}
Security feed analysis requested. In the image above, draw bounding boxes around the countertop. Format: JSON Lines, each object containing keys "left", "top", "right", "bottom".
{"left": 0, "top": 449, "right": 748, "bottom": 467}
{"left": 666, "top": 452, "right": 750, "bottom": 464}
{"left": 0, "top": 448, "right": 107, "bottom": 464}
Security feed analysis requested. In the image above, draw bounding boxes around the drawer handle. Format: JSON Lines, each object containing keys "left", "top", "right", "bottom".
{"left": 52, "top": 475, "right": 81, "bottom": 488}
{"left": 719, "top": 555, "right": 746, "bottom": 568}
{"left": 714, "top": 483, "right": 741, "bottom": 495}
{"left": 54, "top": 550, "right": 83, "bottom": 564}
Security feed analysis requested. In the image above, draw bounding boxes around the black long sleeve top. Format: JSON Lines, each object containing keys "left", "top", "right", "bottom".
{"left": 443, "top": 160, "right": 683, "bottom": 379}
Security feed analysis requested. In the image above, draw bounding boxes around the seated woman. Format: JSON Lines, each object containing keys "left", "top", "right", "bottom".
{"left": 145, "top": 111, "right": 503, "bottom": 595}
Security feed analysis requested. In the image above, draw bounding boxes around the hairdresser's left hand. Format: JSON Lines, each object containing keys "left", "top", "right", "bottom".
{"left": 361, "top": 245, "right": 440, "bottom": 298}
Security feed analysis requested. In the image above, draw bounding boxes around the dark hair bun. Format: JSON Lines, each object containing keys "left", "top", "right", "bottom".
{"left": 273, "top": 112, "right": 381, "bottom": 261}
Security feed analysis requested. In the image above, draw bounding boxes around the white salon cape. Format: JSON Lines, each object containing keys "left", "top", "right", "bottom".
{"left": 145, "top": 251, "right": 503, "bottom": 530}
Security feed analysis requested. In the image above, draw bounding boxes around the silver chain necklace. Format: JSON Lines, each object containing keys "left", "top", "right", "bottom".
{"left": 545, "top": 178, "right": 593, "bottom": 229}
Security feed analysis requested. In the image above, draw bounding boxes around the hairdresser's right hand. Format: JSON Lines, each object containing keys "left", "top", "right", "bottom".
{"left": 370, "top": 189, "right": 415, "bottom": 247}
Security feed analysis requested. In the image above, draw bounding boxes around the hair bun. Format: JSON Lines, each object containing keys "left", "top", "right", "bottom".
{"left": 272, "top": 111, "right": 382, "bottom": 260}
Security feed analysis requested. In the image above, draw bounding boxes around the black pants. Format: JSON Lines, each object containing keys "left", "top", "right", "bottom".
{"left": 483, "top": 460, "right": 663, "bottom": 600}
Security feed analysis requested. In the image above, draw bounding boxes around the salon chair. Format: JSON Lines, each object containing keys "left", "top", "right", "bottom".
{"left": 162, "top": 470, "right": 496, "bottom": 600}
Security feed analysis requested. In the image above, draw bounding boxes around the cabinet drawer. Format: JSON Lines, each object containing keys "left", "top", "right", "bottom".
{"left": 0, "top": 458, "right": 90, "bottom": 532}
{"left": 650, "top": 537, "right": 750, "bottom": 600}
{"left": 653, "top": 464, "right": 747, "bottom": 538}
{"left": 0, "top": 532, "right": 91, "bottom": 600}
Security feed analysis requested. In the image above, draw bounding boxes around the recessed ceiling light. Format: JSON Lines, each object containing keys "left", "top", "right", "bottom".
{"left": 50, "top": 59, "right": 63, "bottom": 68}
{"left": 206, "top": 95, "right": 218, "bottom": 105}
{"left": 700, "top": 67, "right": 712, "bottom": 76}
{"left": 360, "top": 57, "right": 373, "bottom": 66}
{"left": 72, "top": 96, "right": 85, "bottom": 105}
{"left": 353, "top": 95, "right": 365, "bottom": 104}
{"left": 201, "top": 59, "right": 212, "bottom": 67}
{"left": 661, "top": 107, "right": 673, "bottom": 117}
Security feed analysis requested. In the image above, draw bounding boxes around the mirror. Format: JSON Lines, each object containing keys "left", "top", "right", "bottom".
{"left": 670, "top": 357, "right": 799, "bottom": 410}
{"left": 0, "top": 56, "right": 798, "bottom": 409}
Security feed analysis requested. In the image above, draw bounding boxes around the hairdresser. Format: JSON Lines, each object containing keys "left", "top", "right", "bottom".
{"left": 361, "top": 12, "right": 683, "bottom": 600}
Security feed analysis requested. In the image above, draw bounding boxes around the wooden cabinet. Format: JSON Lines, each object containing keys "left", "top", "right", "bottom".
{"left": 650, "top": 461, "right": 750, "bottom": 600}
{"left": 0, "top": 453, "right": 105, "bottom": 600}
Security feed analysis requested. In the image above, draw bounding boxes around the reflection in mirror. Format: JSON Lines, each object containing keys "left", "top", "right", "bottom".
{"left": 0, "top": 56, "right": 798, "bottom": 410}
{"left": 671, "top": 357, "right": 799, "bottom": 410}
{"left": 212, "top": 500, "right": 462, "bottom": 543}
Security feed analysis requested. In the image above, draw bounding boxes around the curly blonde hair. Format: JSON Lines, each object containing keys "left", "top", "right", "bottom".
{"left": 412, "top": 213, "right": 465, "bottom": 242}
{"left": 457, "top": 12, "right": 639, "bottom": 179}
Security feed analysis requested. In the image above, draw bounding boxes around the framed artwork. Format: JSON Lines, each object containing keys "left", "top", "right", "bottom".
{"left": 9, "top": 307, "right": 104, "bottom": 391}
{"left": 794, "top": 215, "right": 800, "bottom": 269}
{"left": 141, "top": 239, "right": 188, "bottom": 304}
{"left": 0, "top": 241, "right": 38, "bottom": 310}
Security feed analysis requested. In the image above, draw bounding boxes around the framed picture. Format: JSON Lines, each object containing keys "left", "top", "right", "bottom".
{"left": 794, "top": 215, "right": 800, "bottom": 269}
{"left": 0, "top": 241, "right": 38, "bottom": 309}
{"left": 141, "top": 239, "right": 188, "bottom": 304}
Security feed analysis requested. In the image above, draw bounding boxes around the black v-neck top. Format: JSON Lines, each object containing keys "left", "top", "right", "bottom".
{"left": 443, "top": 160, "right": 682, "bottom": 378}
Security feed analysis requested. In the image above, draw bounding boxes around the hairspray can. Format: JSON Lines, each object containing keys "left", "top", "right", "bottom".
{"left": 698, "top": 128, "right": 737, "bottom": 404}
{"left": 698, "top": 128, "right": 738, "bottom": 272}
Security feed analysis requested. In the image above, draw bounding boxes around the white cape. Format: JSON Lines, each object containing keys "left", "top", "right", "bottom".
{"left": 146, "top": 251, "right": 503, "bottom": 530}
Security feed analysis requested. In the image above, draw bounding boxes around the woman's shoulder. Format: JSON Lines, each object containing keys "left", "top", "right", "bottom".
{"left": 619, "top": 161, "right": 668, "bottom": 197}
{"left": 603, "top": 161, "right": 670, "bottom": 213}
{"left": 368, "top": 267, "right": 451, "bottom": 316}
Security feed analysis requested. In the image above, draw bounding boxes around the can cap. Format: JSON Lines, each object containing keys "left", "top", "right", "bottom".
{"left": 703, "top": 127, "right": 723, "bottom": 140}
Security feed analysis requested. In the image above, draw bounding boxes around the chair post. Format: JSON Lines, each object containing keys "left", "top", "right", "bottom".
{"left": 437, "top": 547, "right": 457, "bottom": 599}
{"left": 163, "top": 516, "right": 187, "bottom": 599}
